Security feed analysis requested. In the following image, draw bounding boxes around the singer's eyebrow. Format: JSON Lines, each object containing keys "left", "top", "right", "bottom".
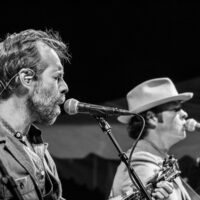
{"left": 57, "top": 65, "right": 64, "bottom": 71}
{"left": 52, "top": 64, "right": 64, "bottom": 73}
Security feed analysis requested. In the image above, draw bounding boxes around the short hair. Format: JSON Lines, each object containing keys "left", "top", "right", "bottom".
{"left": 127, "top": 112, "right": 149, "bottom": 140}
{"left": 127, "top": 101, "right": 182, "bottom": 139}
{"left": 0, "top": 29, "right": 71, "bottom": 99}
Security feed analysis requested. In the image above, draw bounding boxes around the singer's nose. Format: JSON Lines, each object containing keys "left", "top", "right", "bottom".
{"left": 60, "top": 80, "right": 69, "bottom": 94}
{"left": 180, "top": 109, "right": 188, "bottom": 119}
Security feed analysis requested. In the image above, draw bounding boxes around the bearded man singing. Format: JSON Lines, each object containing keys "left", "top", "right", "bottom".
{"left": 0, "top": 29, "right": 70, "bottom": 200}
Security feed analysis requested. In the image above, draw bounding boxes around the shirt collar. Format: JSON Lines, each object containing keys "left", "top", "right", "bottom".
{"left": 0, "top": 123, "right": 44, "bottom": 144}
{"left": 27, "top": 124, "right": 43, "bottom": 144}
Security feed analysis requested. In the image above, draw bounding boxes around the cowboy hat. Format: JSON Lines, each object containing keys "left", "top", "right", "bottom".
{"left": 118, "top": 77, "right": 193, "bottom": 124}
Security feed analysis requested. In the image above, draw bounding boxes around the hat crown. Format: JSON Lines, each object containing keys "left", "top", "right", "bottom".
{"left": 118, "top": 77, "right": 193, "bottom": 124}
{"left": 127, "top": 78, "right": 180, "bottom": 112}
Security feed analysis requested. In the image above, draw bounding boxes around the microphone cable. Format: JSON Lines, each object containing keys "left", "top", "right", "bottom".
{"left": 127, "top": 114, "right": 146, "bottom": 190}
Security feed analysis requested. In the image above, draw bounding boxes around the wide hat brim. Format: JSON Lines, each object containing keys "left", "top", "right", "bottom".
{"left": 118, "top": 92, "right": 193, "bottom": 124}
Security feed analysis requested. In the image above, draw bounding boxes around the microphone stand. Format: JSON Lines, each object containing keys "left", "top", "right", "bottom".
{"left": 94, "top": 115, "right": 152, "bottom": 200}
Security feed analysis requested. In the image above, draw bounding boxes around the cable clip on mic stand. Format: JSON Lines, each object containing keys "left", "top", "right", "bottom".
{"left": 93, "top": 115, "right": 152, "bottom": 200}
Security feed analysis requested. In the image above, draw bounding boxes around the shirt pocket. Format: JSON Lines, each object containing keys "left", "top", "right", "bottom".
{"left": 2, "top": 175, "right": 36, "bottom": 199}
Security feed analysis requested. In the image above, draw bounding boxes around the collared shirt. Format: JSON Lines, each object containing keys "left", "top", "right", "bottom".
{"left": 23, "top": 143, "right": 46, "bottom": 195}
{"left": 109, "top": 139, "right": 191, "bottom": 200}
{"left": 0, "top": 124, "right": 64, "bottom": 200}
{"left": 17, "top": 125, "right": 47, "bottom": 195}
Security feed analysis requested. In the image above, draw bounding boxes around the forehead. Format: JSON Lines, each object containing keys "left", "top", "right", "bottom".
{"left": 36, "top": 41, "right": 64, "bottom": 73}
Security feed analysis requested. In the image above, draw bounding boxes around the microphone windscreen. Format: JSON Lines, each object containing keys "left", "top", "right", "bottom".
{"left": 64, "top": 98, "right": 79, "bottom": 115}
{"left": 185, "top": 118, "right": 197, "bottom": 132}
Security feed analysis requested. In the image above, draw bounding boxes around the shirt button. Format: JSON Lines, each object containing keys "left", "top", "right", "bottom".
{"left": 15, "top": 132, "right": 22, "bottom": 139}
{"left": 41, "top": 171, "right": 45, "bottom": 179}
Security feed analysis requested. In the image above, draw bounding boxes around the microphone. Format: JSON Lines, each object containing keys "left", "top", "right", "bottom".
{"left": 185, "top": 118, "right": 200, "bottom": 132}
{"left": 64, "top": 98, "right": 135, "bottom": 116}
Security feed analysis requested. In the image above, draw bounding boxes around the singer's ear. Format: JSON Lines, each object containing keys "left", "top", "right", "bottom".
{"left": 18, "top": 68, "right": 35, "bottom": 88}
{"left": 146, "top": 111, "right": 157, "bottom": 129}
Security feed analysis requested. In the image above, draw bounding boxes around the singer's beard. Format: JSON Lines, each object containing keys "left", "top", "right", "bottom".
{"left": 27, "top": 83, "right": 62, "bottom": 125}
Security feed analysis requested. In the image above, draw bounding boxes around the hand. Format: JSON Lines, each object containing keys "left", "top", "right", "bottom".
{"left": 151, "top": 181, "right": 174, "bottom": 200}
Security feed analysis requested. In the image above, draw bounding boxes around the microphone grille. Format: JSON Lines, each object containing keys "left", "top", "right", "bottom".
{"left": 185, "top": 118, "right": 197, "bottom": 132}
{"left": 64, "top": 98, "right": 79, "bottom": 115}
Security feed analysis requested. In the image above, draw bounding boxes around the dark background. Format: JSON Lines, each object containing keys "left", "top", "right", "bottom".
{"left": 1, "top": 1, "right": 200, "bottom": 199}
{"left": 0, "top": 1, "right": 199, "bottom": 104}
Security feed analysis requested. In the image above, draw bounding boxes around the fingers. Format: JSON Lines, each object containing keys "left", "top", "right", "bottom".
{"left": 152, "top": 188, "right": 167, "bottom": 199}
{"left": 151, "top": 181, "right": 174, "bottom": 199}
{"left": 156, "top": 181, "right": 174, "bottom": 193}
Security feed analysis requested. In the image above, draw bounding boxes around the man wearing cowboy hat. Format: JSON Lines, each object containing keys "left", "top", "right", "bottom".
{"left": 109, "top": 77, "right": 197, "bottom": 200}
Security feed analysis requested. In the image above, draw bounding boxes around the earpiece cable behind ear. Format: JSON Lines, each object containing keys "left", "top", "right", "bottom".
{"left": 0, "top": 68, "right": 35, "bottom": 97}
{"left": 0, "top": 73, "right": 19, "bottom": 96}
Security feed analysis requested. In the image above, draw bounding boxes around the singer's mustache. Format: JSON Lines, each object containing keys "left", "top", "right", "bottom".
{"left": 56, "top": 96, "right": 66, "bottom": 105}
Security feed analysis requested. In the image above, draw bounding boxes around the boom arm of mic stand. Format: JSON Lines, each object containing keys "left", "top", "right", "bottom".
{"left": 94, "top": 115, "right": 152, "bottom": 200}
